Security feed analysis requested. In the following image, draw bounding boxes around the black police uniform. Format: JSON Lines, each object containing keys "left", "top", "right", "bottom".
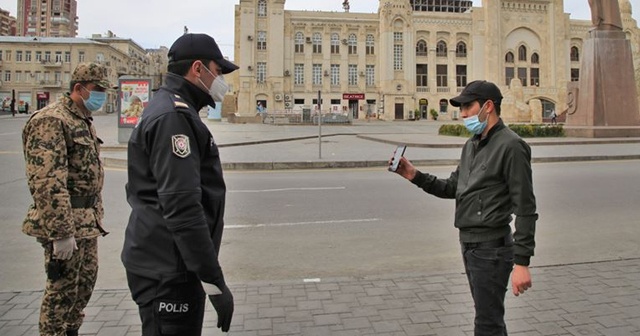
{"left": 122, "top": 72, "right": 226, "bottom": 335}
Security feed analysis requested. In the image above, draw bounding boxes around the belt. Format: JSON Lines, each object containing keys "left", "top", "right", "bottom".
{"left": 462, "top": 235, "right": 512, "bottom": 249}
{"left": 70, "top": 195, "right": 97, "bottom": 209}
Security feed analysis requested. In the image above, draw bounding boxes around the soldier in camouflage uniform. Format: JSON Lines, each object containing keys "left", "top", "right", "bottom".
{"left": 22, "top": 62, "right": 111, "bottom": 336}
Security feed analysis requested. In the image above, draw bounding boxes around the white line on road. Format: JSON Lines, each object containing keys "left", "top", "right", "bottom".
{"left": 226, "top": 218, "right": 381, "bottom": 229}
{"left": 229, "top": 187, "right": 346, "bottom": 193}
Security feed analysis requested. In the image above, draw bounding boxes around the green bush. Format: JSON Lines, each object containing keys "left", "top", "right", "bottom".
{"left": 430, "top": 109, "right": 439, "bottom": 120}
{"left": 438, "top": 123, "right": 565, "bottom": 137}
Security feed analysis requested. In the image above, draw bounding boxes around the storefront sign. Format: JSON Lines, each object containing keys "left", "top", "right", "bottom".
{"left": 343, "top": 93, "right": 364, "bottom": 100}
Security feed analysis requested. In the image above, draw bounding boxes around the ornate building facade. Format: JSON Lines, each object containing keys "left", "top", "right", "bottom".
{"left": 232, "top": 0, "right": 640, "bottom": 122}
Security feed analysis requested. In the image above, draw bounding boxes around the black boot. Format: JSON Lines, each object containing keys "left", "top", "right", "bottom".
{"left": 66, "top": 330, "right": 79, "bottom": 336}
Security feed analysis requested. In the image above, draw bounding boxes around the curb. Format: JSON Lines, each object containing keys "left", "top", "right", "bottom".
{"left": 103, "top": 155, "right": 640, "bottom": 171}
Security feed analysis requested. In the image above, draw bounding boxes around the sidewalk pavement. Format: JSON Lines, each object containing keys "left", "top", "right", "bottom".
{"left": 3, "top": 113, "right": 640, "bottom": 335}
{"left": 1, "top": 259, "right": 639, "bottom": 335}
{"left": 88, "top": 113, "right": 640, "bottom": 170}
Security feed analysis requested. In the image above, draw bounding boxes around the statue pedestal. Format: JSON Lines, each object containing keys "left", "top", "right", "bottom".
{"left": 566, "top": 30, "right": 640, "bottom": 137}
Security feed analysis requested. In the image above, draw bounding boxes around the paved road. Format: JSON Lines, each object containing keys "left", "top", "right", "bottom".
{"left": 2, "top": 112, "right": 640, "bottom": 335}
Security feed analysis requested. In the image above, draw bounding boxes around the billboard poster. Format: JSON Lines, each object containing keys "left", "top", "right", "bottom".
{"left": 118, "top": 78, "right": 151, "bottom": 127}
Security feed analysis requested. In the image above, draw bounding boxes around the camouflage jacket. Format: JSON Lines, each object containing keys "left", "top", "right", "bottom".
{"left": 22, "top": 94, "right": 105, "bottom": 240}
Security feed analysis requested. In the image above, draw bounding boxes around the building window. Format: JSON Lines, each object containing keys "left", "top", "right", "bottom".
{"left": 366, "top": 65, "right": 375, "bottom": 86}
{"left": 16, "top": 51, "right": 23, "bottom": 62}
{"left": 436, "top": 41, "right": 447, "bottom": 57}
{"left": 530, "top": 68, "right": 539, "bottom": 86}
{"left": 294, "top": 63, "right": 304, "bottom": 85}
{"left": 348, "top": 64, "right": 358, "bottom": 86}
{"left": 456, "top": 42, "right": 467, "bottom": 58}
{"left": 35, "top": 51, "right": 42, "bottom": 62}
{"left": 15, "top": 71, "right": 22, "bottom": 82}
{"left": 518, "top": 45, "right": 527, "bottom": 61}
{"left": 416, "top": 64, "right": 428, "bottom": 87}
{"left": 571, "top": 68, "right": 580, "bottom": 82}
{"left": 517, "top": 67, "right": 527, "bottom": 86}
{"left": 505, "top": 67, "right": 514, "bottom": 85}
{"left": 436, "top": 64, "right": 447, "bottom": 87}
{"left": 25, "top": 71, "right": 31, "bottom": 82}
{"left": 313, "top": 33, "right": 322, "bottom": 54}
{"left": 4, "top": 71, "right": 11, "bottom": 82}
{"left": 331, "top": 34, "right": 340, "bottom": 54}
{"left": 25, "top": 51, "right": 31, "bottom": 62}
{"left": 570, "top": 47, "right": 580, "bottom": 62}
{"left": 393, "top": 32, "right": 403, "bottom": 71}
{"left": 44, "top": 51, "right": 51, "bottom": 62}
{"left": 416, "top": 40, "right": 427, "bottom": 56}
{"left": 0, "top": 51, "right": 3, "bottom": 61}
{"left": 531, "top": 53, "right": 539, "bottom": 64}
{"left": 78, "top": 51, "right": 85, "bottom": 62}
{"left": 456, "top": 65, "right": 467, "bottom": 87}
{"left": 505, "top": 52, "right": 514, "bottom": 63}
{"left": 295, "top": 32, "right": 304, "bottom": 53}
{"left": 256, "top": 62, "right": 266, "bottom": 83}
{"left": 55, "top": 51, "right": 62, "bottom": 63}
{"left": 331, "top": 64, "right": 340, "bottom": 86}
{"left": 312, "top": 64, "right": 322, "bottom": 85}
{"left": 4, "top": 51, "right": 10, "bottom": 61}
{"left": 55, "top": 71, "right": 61, "bottom": 82}
{"left": 348, "top": 34, "right": 357, "bottom": 55}
{"left": 34, "top": 71, "right": 41, "bottom": 81}
{"left": 257, "top": 31, "right": 267, "bottom": 50}
{"left": 257, "top": 0, "right": 267, "bottom": 17}
{"left": 366, "top": 34, "right": 374, "bottom": 55}
{"left": 64, "top": 51, "right": 71, "bottom": 63}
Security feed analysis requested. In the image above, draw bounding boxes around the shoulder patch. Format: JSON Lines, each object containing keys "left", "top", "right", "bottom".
{"left": 172, "top": 134, "right": 191, "bottom": 158}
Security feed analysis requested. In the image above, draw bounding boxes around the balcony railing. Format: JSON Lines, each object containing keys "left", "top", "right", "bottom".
{"left": 416, "top": 87, "right": 429, "bottom": 93}
{"left": 41, "top": 61, "right": 63, "bottom": 68}
{"left": 40, "top": 80, "right": 62, "bottom": 88}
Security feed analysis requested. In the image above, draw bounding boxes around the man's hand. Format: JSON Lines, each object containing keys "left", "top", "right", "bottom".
{"left": 52, "top": 237, "right": 77, "bottom": 260}
{"left": 391, "top": 157, "right": 417, "bottom": 181}
{"left": 511, "top": 265, "right": 532, "bottom": 296}
{"left": 208, "top": 285, "right": 234, "bottom": 332}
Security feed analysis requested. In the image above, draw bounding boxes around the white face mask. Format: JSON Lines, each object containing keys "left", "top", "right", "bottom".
{"left": 199, "top": 66, "right": 229, "bottom": 102}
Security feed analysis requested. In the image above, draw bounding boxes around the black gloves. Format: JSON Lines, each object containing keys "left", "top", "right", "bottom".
{"left": 208, "top": 285, "right": 234, "bottom": 332}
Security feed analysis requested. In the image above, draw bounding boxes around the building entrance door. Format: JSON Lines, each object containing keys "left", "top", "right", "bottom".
{"left": 394, "top": 103, "right": 404, "bottom": 120}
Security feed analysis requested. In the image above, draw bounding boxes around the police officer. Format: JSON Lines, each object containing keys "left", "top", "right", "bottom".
{"left": 122, "top": 33, "right": 238, "bottom": 335}
{"left": 22, "top": 62, "right": 110, "bottom": 336}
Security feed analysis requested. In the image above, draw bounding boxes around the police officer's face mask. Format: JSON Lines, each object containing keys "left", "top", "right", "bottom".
{"left": 198, "top": 66, "right": 229, "bottom": 102}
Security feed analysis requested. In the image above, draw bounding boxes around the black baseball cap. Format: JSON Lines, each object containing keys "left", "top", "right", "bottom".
{"left": 168, "top": 33, "right": 239, "bottom": 74}
{"left": 449, "top": 80, "right": 503, "bottom": 107}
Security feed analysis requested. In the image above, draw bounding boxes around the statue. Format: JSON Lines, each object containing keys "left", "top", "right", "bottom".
{"left": 588, "top": 0, "right": 623, "bottom": 31}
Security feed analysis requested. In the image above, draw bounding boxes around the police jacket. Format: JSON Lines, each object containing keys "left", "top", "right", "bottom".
{"left": 22, "top": 94, "right": 105, "bottom": 240}
{"left": 122, "top": 73, "right": 227, "bottom": 289}
{"left": 411, "top": 120, "right": 538, "bottom": 266}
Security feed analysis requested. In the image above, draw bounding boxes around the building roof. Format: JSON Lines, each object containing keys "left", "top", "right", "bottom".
{"left": 0, "top": 36, "right": 102, "bottom": 44}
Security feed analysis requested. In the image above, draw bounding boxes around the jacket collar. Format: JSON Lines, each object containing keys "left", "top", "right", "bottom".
{"left": 162, "top": 72, "right": 214, "bottom": 111}
{"left": 473, "top": 118, "right": 506, "bottom": 146}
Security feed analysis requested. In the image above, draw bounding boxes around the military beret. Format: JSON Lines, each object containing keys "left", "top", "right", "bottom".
{"left": 72, "top": 62, "right": 112, "bottom": 89}
{"left": 168, "top": 33, "right": 239, "bottom": 74}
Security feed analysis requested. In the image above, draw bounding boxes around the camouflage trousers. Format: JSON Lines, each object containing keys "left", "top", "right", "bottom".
{"left": 39, "top": 237, "right": 98, "bottom": 336}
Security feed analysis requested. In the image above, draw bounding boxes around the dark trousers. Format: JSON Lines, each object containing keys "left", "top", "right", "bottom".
{"left": 126, "top": 271, "right": 206, "bottom": 336}
{"left": 461, "top": 234, "right": 514, "bottom": 336}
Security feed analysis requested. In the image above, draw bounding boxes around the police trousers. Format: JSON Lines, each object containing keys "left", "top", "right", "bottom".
{"left": 126, "top": 271, "right": 206, "bottom": 336}
{"left": 39, "top": 238, "right": 98, "bottom": 336}
{"left": 461, "top": 234, "right": 514, "bottom": 336}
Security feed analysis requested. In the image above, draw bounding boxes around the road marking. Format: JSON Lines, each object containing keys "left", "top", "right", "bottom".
{"left": 0, "top": 151, "right": 21, "bottom": 154}
{"left": 226, "top": 218, "right": 381, "bottom": 229}
{"left": 229, "top": 187, "right": 346, "bottom": 193}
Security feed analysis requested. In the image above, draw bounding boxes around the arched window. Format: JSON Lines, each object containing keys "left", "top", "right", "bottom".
{"left": 348, "top": 34, "right": 357, "bottom": 55}
{"left": 570, "top": 46, "right": 580, "bottom": 62}
{"left": 416, "top": 40, "right": 427, "bottom": 56}
{"left": 257, "top": 0, "right": 267, "bottom": 17}
{"left": 531, "top": 53, "right": 539, "bottom": 64}
{"left": 456, "top": 42, "right": 467, "bottom": 57}
{"left": 294, "top": 32, "right": 304, "bottom": 53}
{"left": 436, "top": 41, "right": 447, "bottom": 57}
{"left": 312, "top": 33, "right": 322, "bottom": 54}
{"left": 331, "top": 33, "right": 340, "bottom": 54}
{"left": 518, "top": 45, "right": 527, "bottom": 61}
{"left": 505, "top": 52, "right": 514, "bottom": 63}
{"left": 366, "top": 34, "right": 375, "bottom": 55}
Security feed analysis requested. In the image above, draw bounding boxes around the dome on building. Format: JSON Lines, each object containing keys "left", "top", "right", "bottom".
{"left": 410, "top": 0, "right": 473, "bottom": 13}
{"left": 620, "top": 0, "right": 632, "bottom": 15}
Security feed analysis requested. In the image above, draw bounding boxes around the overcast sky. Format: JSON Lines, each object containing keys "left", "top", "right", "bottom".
{"left": 1, "top": 0, "right": 639, "bottom": 58}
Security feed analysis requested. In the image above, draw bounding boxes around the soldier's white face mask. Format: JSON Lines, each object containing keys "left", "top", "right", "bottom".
{"left": 199, "top": 66, "right": 229, "bottom": 102}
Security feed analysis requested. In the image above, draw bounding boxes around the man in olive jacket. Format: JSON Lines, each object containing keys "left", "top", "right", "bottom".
{"left": 393, "top": 80, "right": 538, "bottom": 336}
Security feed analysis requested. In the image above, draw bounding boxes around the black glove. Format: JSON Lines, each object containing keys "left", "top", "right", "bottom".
{"left": 208, "top": 285, "right": 234, "bottom": 332}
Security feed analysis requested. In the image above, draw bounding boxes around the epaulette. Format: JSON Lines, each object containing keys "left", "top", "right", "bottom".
{"left": 172, "top": 94, "right": 191, "bottom": 110}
